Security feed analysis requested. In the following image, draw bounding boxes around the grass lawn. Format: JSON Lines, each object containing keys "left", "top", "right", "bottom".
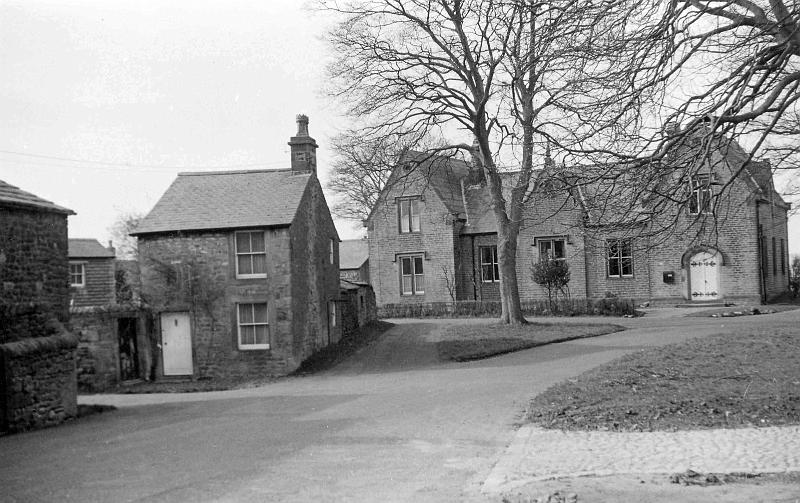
{"left": 526, "top": 327, "right": 800, "bottom": 431}
{"left": 436, "top": 322, "right": 625, "bottom": 361}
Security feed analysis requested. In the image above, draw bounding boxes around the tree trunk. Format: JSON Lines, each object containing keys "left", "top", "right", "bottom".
{"left": 497, "top": 225, "right": 526, "bottom": 324}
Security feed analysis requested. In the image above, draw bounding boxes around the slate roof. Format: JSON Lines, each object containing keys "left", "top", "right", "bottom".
{"left": 132, "top": 169, "right": 311, "bottom": 235}
{"left": 0, "top": 179, "right": 74, "bottom": 214}
{"left": 339, "top": 239, "right": 369, "bottom": 270}
{"left": 69, "top": 239, "right": 116, "bottom": 258}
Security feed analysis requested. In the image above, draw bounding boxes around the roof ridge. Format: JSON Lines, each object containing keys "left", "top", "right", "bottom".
{"left": 178, "top": 168, "right": 295, "bottom": 176}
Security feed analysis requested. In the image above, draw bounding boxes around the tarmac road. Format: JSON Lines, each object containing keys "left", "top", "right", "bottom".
{"left": 1, "top": 309, "right": 796, "bottom": 502}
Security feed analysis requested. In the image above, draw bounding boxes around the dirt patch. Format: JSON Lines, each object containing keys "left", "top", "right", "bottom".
{"left": 526, "top": 328, "right": 800, "bottom": 431}
{"left": 437, "top": 322, "right": 624, "bottom": 361}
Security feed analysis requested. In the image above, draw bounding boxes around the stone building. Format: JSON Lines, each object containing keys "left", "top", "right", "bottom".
{"left": 0, "top": 179, "right": 77, "bottom": 433}
{"left": 366, "top": 133, "right": 791, "bottom": 308}
{"left": 68, "top": 238, "right": 116, "bottom": 307}
{"left": 339, "top": 239, "right": 370, "bottom": 283}
{"left": 132, "top": 116, "right": 341, "bottom": 378}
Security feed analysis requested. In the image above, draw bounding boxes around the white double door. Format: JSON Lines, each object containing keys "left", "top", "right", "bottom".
{"left": 689, "top": 251, "right": 720, "bottom": 301}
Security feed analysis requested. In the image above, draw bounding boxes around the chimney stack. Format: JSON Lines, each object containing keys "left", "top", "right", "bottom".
{"left": 288, "top": 114, "right": 318, "bottom": 174}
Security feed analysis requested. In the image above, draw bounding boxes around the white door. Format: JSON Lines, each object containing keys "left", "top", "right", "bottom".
{"left": 689, "top": 251, "right": 720, "bottom": 301}
{"left": 161, "top": 312, "right": 193, "bottom": 375}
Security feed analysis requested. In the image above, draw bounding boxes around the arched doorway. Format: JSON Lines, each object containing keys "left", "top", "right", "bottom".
{"left": 688, "top": 250, "right": 721, "bottom": 301}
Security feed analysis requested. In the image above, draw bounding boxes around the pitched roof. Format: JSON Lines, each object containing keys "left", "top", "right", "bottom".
{"left": 132, "top": 169, "right": 311, "bottom": 235}
{"left": 339, "top": 239, "right": 369, "bottom": 269}
{"left": 0, "top": 179, "right": 74, "bottom": 214}
{"left": 69, "top": 238, "right": 115, "bottom": 258}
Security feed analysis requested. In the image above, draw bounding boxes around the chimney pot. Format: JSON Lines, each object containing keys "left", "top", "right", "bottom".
{"left": 289, "top": 114, "right": 318, "bottom": 174}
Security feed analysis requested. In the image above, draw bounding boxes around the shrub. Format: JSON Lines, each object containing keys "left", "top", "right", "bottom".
{"left": 378, "top": 297, "right": 635, "bottom": 318}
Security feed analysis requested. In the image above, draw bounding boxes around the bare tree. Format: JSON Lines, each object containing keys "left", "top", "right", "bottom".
{"left": 108, "top": 211, "right": 143, "bottom": 260}
{"left": 322, "top": 0, "right": 638, "bottom": 324}
{"left": 606, "top": 0, "right": 800, "bottom": 205}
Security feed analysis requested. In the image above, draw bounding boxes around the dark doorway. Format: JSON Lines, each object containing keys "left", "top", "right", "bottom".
{"left": 118, "top": 318, "right": 140, "bottom": 381}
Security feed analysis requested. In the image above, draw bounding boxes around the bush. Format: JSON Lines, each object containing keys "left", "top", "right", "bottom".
{"left": 378, "top": 297, "right": 635, "bottom": 318}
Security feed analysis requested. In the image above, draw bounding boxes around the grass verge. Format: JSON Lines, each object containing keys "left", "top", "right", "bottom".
{"left": 526, "top": 328, "right": 800, "bottom": 431}
{"left": 437, "top": 322, "right": 625, "bottom": 361}
{"left": 291, "top": 320, "right": 393, "bottom": 374}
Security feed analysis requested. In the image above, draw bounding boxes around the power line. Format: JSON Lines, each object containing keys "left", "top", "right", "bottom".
{"left": 0, "top": 149, "right": 288, "bottom": 171}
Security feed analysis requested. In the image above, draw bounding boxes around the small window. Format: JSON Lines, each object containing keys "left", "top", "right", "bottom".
{"left": 781, "top": 239, "right": 786, "bottom": 275}
{"left": 772, "top": 237, "right": 777, "bottom": 276}
{"left": 689, "top": 175, "right": 713, "bottom": 214}
{"left": 538, "top": 238, "right": 565, "bottom": 261}
{"left": 480, "top": 246, "right": 499, "bottom": 282}
{"left": 69, "top": 263, "right": 85, "bottom": 287}
{"left": 330, "top": 239, "right": 335, "bottom": 265}
{"left": 235, "top": 231, "right": 267, "bottom": 278}
{"left": 237, "top": 303, "right": 269, "bottom": 350}
{"left": 398, "top": 197, "right": 421, "bottom": 233}
{"left": 400, "top": 254, "right": 425, "bottom": 295}
{"left": 607, "top": 239, "right": 634, "bottom": 278}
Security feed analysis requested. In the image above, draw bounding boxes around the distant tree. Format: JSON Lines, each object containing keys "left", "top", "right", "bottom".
{"left": 328, "top": 130, "right": 433, "bottom": 222}
{"left": 531, "top": 258, "right": 571, "bottom": 309}
{"left": 791, "top": 255, "right": 800, "bottom": 297}
{"left": 108, "top": 211, "right": 143, "bottom": 260}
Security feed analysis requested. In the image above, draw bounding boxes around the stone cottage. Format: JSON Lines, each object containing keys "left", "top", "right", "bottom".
{"left": 366, "top": 131, "right": 791, "bottom": 308}
{"left": 0, "top": 179, "right": 77, "bottom": 433}
{"left": 67, "top": 238, "right": 153, "bottom": 391}
{"left": 132, "top": 115, "right": 341, "bottom": 378}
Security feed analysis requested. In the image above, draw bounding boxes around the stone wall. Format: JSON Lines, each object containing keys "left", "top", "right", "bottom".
{"left": 0, "top": 331, "right": 78, "bottom": 434}
{"left": 289, "top": 176, "right": 342, "bottom": 364}
{"left": 0, "top": 206, "right": 70, "bottom": 343}
{"left": 70, "top": 307, "right": 152, "bottom": 391}
{"left": 340, "top": 283, "right": 377, "bottom": 337}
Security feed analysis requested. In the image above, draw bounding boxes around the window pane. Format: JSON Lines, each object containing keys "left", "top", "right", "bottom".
{"left": 253, "top": 303, "right": 268, "bottom": 323}
{"left": 554, "top": 240, "right": 565, "bottom": 259}
{"left": 540, "top": 241, "right": 551, "bottom": 258}
{"left": 609, "top": 257, "right": 620, "bottom": 277}
{"left": 240, "top": 325, "right": 255, "bottom": 345}
{"left": 410, "top": 199, "right": 420, "bottom": 231}
{"left": 252, "top": 254, "right": 266, "bottom": 274}
{"left": 250, "top": 232, "right": 265, "bottom": 252}
{"left": 621, "top": 257, "right": 633, "bottom": 276}
{"left": 399, "top": 201, "right": 410, "bottom": 232}
{"left": 254, "top": 325, "right": 269, "bottom": 345}
{"left": 402, "top": 276, "right": 413, "bottom": 294}
{"left": 239, "top": 304, "right": 254, "bottom": 324}
{"left": 621, "top": 239, "right": 632, "bottom": 257}
{"left": 236, "top": 232, "right": 251, "bottom": 253}
{"left": 481, "top": 247, "right": 492, "bottom": 264}
{"left": 493, "top": 264, "right": 499, "bottom": 281}
{"left": 415, "top": 274, "right": 425, "bottom": 293}
{"left": 482, "top": 264, "right": 492, "bottom": 281}
{"left": 414, "top": 256, "right": 423, "bottom": 274}
{"left": 238, "top": 256, "right": 252, "bottom": 275}
{"left": 401, "top": 257, "right": 412, "bottom": 275}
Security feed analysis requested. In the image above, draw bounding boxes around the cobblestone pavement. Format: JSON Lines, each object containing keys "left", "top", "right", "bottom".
{"left": 483, "top": 424, "right": 800, "bottom": 494}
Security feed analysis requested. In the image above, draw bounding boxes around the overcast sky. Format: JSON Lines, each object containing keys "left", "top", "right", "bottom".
{"left": 1, "top": 1, "right": 797, "bottom": 256}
